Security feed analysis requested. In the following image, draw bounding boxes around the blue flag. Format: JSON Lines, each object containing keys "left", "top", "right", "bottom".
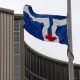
{"left": 23, "top": 5, "right": 68, "bottom": 45}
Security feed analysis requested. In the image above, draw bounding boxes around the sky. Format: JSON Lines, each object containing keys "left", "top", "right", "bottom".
{"left": 0, "top": 0, "right": 80, "bottom": 64}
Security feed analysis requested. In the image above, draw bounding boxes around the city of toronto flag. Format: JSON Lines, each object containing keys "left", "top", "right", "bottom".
{"left": 23, "top": 5, "right": 68, "bottom": 45}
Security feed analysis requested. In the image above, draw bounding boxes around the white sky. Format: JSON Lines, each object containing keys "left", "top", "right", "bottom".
{"left": 0, "top": 0, "right": 80, "bottom": 64}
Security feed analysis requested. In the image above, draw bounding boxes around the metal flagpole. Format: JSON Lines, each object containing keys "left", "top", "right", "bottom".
{"left": 67, "top": 0, "right": 74, "bottom": 80}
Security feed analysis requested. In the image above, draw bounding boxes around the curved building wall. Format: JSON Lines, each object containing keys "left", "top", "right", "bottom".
{"left": 25, "top": 43, "right": 80, "bottom": 80}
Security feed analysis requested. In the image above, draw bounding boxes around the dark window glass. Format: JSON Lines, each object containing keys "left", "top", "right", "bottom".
{"left": 28, "top": 51, "right": 31, "bottom": 70}
{"left": 14, "top": 32, "right": 19, "bottom": 36}
{"left": 25, "top": 69, "right": 27, "bottom": 78}
{"left": 34, "top": 56, "right": 37, "bottom": 74}
{"left": 26, "top": 70, "right": 29, "bottom": 79}
{"left": 25, "top": 54, "right": 27, "bottom": 67}
{"left": 60, "top": 65, "right": 65, "bottom": 80}
{"left": 74, "top": 69, "right": 79, "bottom": 80}
{"left": 14, "top": 20, "right": 19, "bottom": 28}
{"left": 39, "top": 59, "right": 44, "bottom": 77}
{"left": 27, "top": 51, "right": 30, "bottom": 69}
{"left": 28, "top": 72, "right": 32, "bottom": 80}
{"left": 46, "top": 62, "right": 51, "bottom": 80}
{"left": 43, "top": 60, "right": 47, "bottom": 78}
{"left": 29, "top": 53, "right": 31, "bottom": 71}
{"left": 55, "top": 64, "right": 60, "bottom": 80}
{"left": 25, "top": 50, "right": 30, "bottom": 69}
{"left": 14, "top": 49, "right": 19, "bottom": 54}
{"left": 14, "top": 43, "right": 19, "bottom": 50}
{"left": 14, "top": 77, "right": 20, "bottom": 80}
{"left": 14, "top": 43, "right": 19, "bottom": 54}
{"left": 25, "top": 52, "right": 28, "bottom": 68}
{"left": 33, "top": 76, "right": 41, "bottom": 80}
{"left": 31, "top": 54, "right": 34, "bottom": 72}
{"left": 14, "top": 66, "right": 20, "bottom": 77}
{"left": 42, "top": 60, "right": 45, "bottom": 78}
{"left": 14, "top": 36, "right": 19, "bottom": 42}
{"left": 64, "top": 67, "right": 69, "bottom": 80}
{"left": 14, "top": 55, "right": 19, "bottom": 65}
{"left": 50, "top": 62, "right": 55, "bottom": 80}
{"left": 36, "top": 57, "right": 39, "bottom": 75}
{"left": 14, "top": 27, "right": 19, "bottom": 31}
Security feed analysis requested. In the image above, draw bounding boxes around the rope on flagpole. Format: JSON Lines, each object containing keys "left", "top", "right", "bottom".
{"left": 67, "top": 45, "right": 74, "bottom": 59}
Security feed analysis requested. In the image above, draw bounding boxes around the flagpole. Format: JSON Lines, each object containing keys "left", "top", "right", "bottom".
{"left": 67, "top": 0, "right": 74, "bottom": 80}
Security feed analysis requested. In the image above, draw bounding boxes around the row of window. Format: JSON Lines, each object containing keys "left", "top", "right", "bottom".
{"left": 14, "top": 20, "right": 20, "bottom": 80}
{"left": 25, "top": 45, "right": 80, "bottom": 80}
{"left": 14, "top": 20, "right": 20, "bottom": 54}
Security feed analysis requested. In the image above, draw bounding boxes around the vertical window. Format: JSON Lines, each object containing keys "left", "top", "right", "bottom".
{"left": 36, "top": 57, "right": 40, "bottom": 75}
{"left": 39, "top": 59, "right": 43, "bottom": 77}
{"left": 47, "top": 62, "right": 51, "bottom": 80}
{"left": 14, "top": 27, "right": 19, "bottom": 31}
{"left": 14, "top": 66, "right": 20, "bottom": 77}
{"left": 14, "top": 20, "right": 20, "bottom": 80}
{"left": 14, "top": 36, "right": 19, "bottom": 42}
{"left": 55, "top": 64, "right": 60, "bottom": 80}
{"left": 34, "top": 56, "right": 37, "bottom": 74}
{"left": 60, "top": 65, "right": 65, "bottom": 80}
{"left": 64, "top": 67, "right": 69, "bottom": 80}
{"left": 51, "top": 62, "right": 55, "bottom": 80}
{"left": 14, "top": 43, "right": 19, "bottom": 51}
{"left": 31, "top": 54, "right": 34, "bottom": 72}
{"left": 74, "top": 68, "right": 79, "bottom": 80}
{"left": 43, "top": 60, "right": 47, "bottom": 79}
{"left": 14, "top": 32, "right": 19, "bottom": 36}
{"left": 14, "top": 55, "right": 19, "bottom": 65}
{"left": 14, "top": 20, "right": 19, "bottom": 28}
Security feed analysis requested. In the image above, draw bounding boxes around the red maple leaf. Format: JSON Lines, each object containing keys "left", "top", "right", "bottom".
{"left": 45, "top": 34, "right": 57, "bottom": 41}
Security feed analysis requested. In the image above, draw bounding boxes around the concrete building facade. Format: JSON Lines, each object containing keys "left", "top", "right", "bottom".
{"left": 0, "top": 8, "right": 14, "bottom": 80}
{"left": 14, "top": 14, "right": 25, "bottom": 80}
{"left": 0, "top": 8, "right": 24, "bottom": 80}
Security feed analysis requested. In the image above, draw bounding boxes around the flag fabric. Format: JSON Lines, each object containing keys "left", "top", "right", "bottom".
{"left": 23, "top": 5, "right": 68, "bottom": 45}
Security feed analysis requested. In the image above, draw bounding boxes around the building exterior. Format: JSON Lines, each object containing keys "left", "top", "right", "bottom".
{"left": 0, "top": 8, "right": 14, "bottom": 80}
{"left": 14, "top": 14, "right": 25, "bottom": 80}
{"left": 25, "top": 43, "right": 80, "bottom": 80}
{"left": 0, "top": 8, "right": 25, "bottom": 80}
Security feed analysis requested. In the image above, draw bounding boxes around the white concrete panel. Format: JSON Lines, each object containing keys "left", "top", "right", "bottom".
{"left": 3, "top": 13, "right": 7, "bottom": 80}
{"left": 0, "top": 13, "right": 4, "bottom": 80}
{"left": 9, "top": 15, "right": 13, "bottom": 80}
{"left": 6, "top": 14, "right": 10, "bottom": 80}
